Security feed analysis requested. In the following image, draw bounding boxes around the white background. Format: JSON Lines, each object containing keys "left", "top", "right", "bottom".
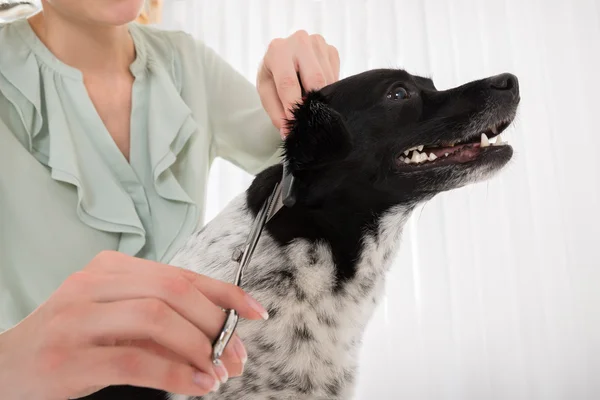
{"left": 157, "top": 1, "right": 600, "bottom": 399}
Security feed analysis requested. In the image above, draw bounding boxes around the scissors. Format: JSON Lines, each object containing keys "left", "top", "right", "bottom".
{"left": 211, "top": 162, "right": 296, "bottom": 364}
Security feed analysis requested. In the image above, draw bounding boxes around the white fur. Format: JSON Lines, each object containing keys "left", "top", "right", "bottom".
{"left": 167, "top": 194, "right": 409, "bottom": 400}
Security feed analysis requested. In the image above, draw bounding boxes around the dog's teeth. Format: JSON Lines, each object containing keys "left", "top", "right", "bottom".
{"left": 444, "top": 153, "right": 449, "bottom": 157}
{"left": 417, "top": 145, "right": 424, "bottom": 152}
{"left": 407, "top": 146, "right": 418, "bottom": 152}
{"left": 411, "top": 151, "right": 420, "bottom": 163}
{"left": 429, "top": 153, "right": 437, "bottom": 161}
{"left": 404, "top": 150, "right": 409, "bottom": 156}
{"left": 491, "top": 125, "right": 498, "bottom": 135}
{"left": 480, "top": 133, "right": 490, "bottom": 147}
{"left": 493, "top": 134, "right": 505, "bottom": 146}
{"left": 419, "top": 152, "right": 428, "bottom": 163}
{"left": 404, "top": 157, "right": 411, "bottom": 164}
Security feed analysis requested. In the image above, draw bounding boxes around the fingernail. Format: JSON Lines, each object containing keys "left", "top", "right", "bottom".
{"left": 232, "top": 335, "right": 248, "bottom": 365}
{"left": 193, "top": 370, "right": 219, "bottom": 392}
{"left": 213, "top": 359, "right": 229, "bottom": 384}
{"left": 245, "top": 294, "right": 269, "bottom": 320}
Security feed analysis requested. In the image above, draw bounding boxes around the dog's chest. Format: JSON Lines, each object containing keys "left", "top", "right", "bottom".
{"left": 169, "top": 195, "right": 406, "bottom": 400}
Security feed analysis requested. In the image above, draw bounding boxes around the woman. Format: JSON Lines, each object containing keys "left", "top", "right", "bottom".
{"left": 0, "top": 0, "right": 340, "bottom": 398}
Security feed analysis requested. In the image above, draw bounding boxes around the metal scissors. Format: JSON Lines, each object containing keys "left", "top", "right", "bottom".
{"left": 211, "top": 162, "right": 296, "bottom": 364}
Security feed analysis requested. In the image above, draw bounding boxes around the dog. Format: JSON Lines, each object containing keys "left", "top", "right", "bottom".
{"left": 85, "top": 68, "right": 520, "bottom": 400}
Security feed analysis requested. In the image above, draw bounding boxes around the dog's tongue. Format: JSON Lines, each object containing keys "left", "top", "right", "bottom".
{"left": 428, "top": 143, "right": 482, "bottom": 162}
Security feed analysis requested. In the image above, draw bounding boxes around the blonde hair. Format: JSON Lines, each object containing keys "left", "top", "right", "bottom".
{"left": 135, "top": 0, "right": 163, "bottom": 25}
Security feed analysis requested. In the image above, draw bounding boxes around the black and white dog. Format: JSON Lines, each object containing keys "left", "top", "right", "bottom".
{"left": 88, "top": 68, "right": 520, "bottom": 400}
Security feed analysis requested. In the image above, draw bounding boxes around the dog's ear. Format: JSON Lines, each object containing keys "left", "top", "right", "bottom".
{"left": 283, "top": 91, "right": 352, "bottom": 173}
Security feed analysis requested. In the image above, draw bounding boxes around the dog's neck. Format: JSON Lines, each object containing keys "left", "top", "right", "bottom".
{"left": 247, "top": 164, "right": 413, "bottom": 289}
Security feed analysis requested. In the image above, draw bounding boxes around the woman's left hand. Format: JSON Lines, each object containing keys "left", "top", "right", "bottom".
{"left": 257, "top": 30, "right": 340, "bottom": 137}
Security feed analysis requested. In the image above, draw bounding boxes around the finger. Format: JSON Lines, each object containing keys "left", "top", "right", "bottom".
{"left": 178, "top": 268, "right": 270, "bottom": 320}
{"left": 311, "top": 34, "right": 335, "bottom": 84}
{"left": 83, "top": 274, "right": 246, "bottom": 372}
{"left": 264, "top": 39, "right": 302, "bottom": 121}
{"left": 257, "top": 69, "right": 288, "bottom": 133}
{"left": 329, "top": 46, "right": 341, "bottom": 81}
{"left": 74, "top": 346, "right": 219, "bottom": 397}
{"left": 113, "top": 339, "right": 187, "bottom": 364}
{"left": 86, "top": 253, "right": 269, "bottom": 320}
{"left": 130, "top": 337, "right": 246, "bottom": 379}
{"left": 115, "top": 337, "right": 244, "bottom": 379}
{"left": 292, "top": 36, "right": 328, "bottom": 92}
{"left": 80, "top": 299, "right": 218, "bottom": 377}
{"left": 121, "top": 306, "right": 245, "bottom": 378}
{"left": 138, "top": 270, "right": 250, "bottom": 376}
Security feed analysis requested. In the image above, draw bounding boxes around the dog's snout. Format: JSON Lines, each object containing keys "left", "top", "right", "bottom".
{"left": 489, "top": 73, "right": 519, "bottom": 97}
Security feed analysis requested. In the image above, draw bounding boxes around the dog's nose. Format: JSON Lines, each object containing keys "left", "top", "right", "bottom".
{"left": 489, "top": 73, "right": 519, "bottom": 98}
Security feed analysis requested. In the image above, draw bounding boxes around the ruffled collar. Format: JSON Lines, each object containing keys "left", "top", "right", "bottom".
{"left": 0, "top": 19, "right": 199, "bottom": 261}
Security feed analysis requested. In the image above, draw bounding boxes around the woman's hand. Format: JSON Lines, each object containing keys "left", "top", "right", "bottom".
{"left": 0, "top": 251, "right": 268, "bottom": 399}
{"left": 257, "top": 30, "right": 341, "bottom": 137}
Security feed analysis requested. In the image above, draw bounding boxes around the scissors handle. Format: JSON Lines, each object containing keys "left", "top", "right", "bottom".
{"left": 212, "top": 309, "right": 239, "bottom": 363}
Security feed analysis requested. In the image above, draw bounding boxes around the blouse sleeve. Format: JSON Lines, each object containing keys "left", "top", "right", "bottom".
{"left": 195, "top": 39, "right": 283, "bottom": 175}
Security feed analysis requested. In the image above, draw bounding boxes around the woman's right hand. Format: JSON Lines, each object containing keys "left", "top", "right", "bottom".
{"left": 0, "top": 250, "right": 269, "bottom": 399}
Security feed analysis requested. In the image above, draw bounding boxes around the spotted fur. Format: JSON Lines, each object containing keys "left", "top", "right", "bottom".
{"left": 167, "top": 196, "right": 408, "bottom": 400}
{"left": 83, "top": 69, "right": 520, "bottom": 400}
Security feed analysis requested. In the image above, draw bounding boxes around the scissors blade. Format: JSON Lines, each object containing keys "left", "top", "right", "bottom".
{"left": 211, "top": 182, "right": 281, "bottom": 363}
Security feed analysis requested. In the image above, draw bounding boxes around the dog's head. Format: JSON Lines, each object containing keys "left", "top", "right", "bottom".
{"left": 283, "top": 69, "right": 519, "bottom": 208}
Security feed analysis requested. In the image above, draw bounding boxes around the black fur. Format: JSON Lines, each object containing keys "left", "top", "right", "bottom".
{"left": 78, "top": 386, "right": 167, "bottom": 400}
{"left": 248, "top": 69, "right": 518, "bottom": 288}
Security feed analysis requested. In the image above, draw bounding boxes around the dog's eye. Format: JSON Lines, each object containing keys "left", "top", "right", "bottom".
{"left": 387, "top": 87, "right": 410, "bottom": 101}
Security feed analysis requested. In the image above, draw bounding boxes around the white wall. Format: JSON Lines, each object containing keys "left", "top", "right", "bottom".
{"left": 160, "top": 1, "right": 600, "bottom": 399}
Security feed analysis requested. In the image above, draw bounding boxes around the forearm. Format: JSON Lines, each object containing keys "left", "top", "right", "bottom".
{"left": 197, "top": 40, "right": 283, "bottom": 174}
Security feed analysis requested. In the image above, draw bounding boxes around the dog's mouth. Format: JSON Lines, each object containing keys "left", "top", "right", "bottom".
{"left": 396, "top": 117, "right": 514, "bottom": 168}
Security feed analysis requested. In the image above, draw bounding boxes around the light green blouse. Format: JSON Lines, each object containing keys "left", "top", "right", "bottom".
{"left": 0, "top": 19, "right": 282, "bottom": 331}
